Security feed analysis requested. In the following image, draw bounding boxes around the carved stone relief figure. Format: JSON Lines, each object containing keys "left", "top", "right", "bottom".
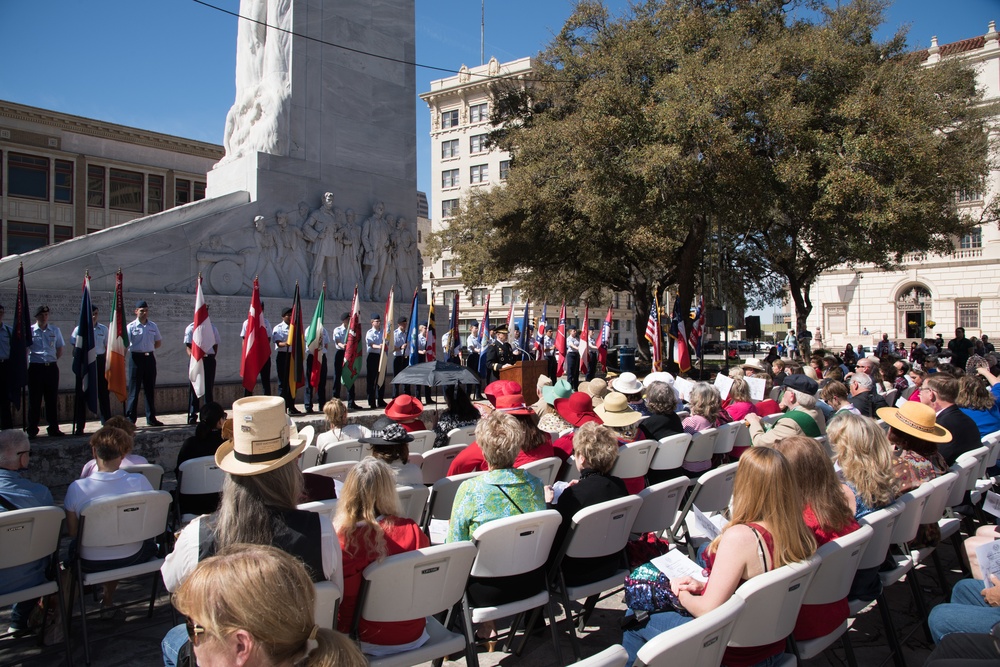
{"left": 338, "top": 208, "right": 364, "bottom": 300}
{"left": 362, "top": 201, "right": 390, "bottom": 301}
{"left": 244, "top": 215, "right": 283, "bottom": 297}
{"left": 275, "top": 209, "right": 310, "bottom": 291}
{"left": 394, "top": 216, "right": 420, "bottom": 298}
{"left": 303, "top": 192, "right": 342, "bottom": 297}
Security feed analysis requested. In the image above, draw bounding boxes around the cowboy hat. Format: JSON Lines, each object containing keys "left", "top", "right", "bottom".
{"left": 595, "top": 392, "right": 644, "bottom": 428}
{"left": 359, "top": 417, "right": 415, "bottom": 446}
{"left": 554, "top": 392, "right": 603, "bottom": 427}
{"left": 741, "top": 358, "right": 767, "bottom": 373}
{"left": 384, "top": 395, "right": 424, "bottom": 422}
{"left": 216, "top": 396, "right": 306, "bottom": 476}
{"left": 542, "top": 378, "right": 573, "bottom": 406}
{"left": 877, "top": 402, "right": 952, "bottom": 444}
{"left": 611, "top": 372, "right": 644, "bottom": 395}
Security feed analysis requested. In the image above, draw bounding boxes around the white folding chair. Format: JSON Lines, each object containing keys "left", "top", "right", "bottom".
{"left": 712, "top": 422, "right": 742, "bottom": 457}
{"left": 0, "top": 506, "right": 72, "bottom": 664}
{"left": 610, "top": 439, "right": 657, "bottom": 479}
{"left": 297, "top": 499, "right": 339, "bottom": 525}
{"left": 959, "top": 445, "right": 992, "bottom": 505}
{"left": 121, "top": 464, "right": 164, "bottom": 490}
{"left": 684, "top": 428, "right": 718, "bottom": 466}
{"left": 633, "top": 596, "right": 745, "bottom": 667}
{"left": 395, "top": 484, "right": 430, "bottom": 524}
{"left": 729, "top": 555, "right": 822, "bottom": 667}
{"left": 320, "top": 438, "right": 363, "bottom": 464}
{"left": 631, "top": 477, "right": 691, "bottom": 539}
{"left": 790, "top": 525, "right": 873, "bottom": 666}
{"left": 520, "top": 456, "right": 562, "bottom": 486}
{"left": 447, "top": 425, "right": 478, "bottom": 446}
{"left": 350, "top": 542, "right": 478, "bottom": 667}
{"left": 407, "top": 429, "right": 436, "bottom": 455}
{"left": 910, "top": 473, "right": 959, "bottom": 593}
{"left": 461, "top": 510, "right": 565, "bottom": 665}
{"left": 420, "top": 444, "right": 467, "bottom": 484}
{"left": 761, "top": 413, "right": 782, "bottom": 426}
{"left": 176, "top": 455, "right": 226, "bottom": 525}
{"left": 671, "top": 462, "right": 739, "bottom": 555}
{"left": 576, "top": 644, "right": 629, "bottom": 667}
{"left": 298, "top": 445, "right": 322, "bottom": 470}
{"left": 297, "top": 424, "right": 316, "bottom": 448}
{"left": 422, "top": 471, "right": 485, "bottom": 543}
{"left": 768, "top": 387, "right": 782, "bottom": 401}
{"left": 303, "top": 461, "right": 356, "bottom": 483}
{"left": 813, "top": 434, "right": 833, "bottom": 458}
{"left": 941, "top": 458, "right": 979, "bottom": 574}
{"left": 72, "top": 490, "right": 172, "bottom": 666}
{"left": 549, "top": 495, "right": 644, "bottom": 660}
{"left": 313, "top": 580, "right": 342, "bottom": 631}
{"left": 649, "top": 433, "right": 692, "bottom": 474}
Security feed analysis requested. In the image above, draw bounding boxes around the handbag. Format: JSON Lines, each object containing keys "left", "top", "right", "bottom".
{"left": 625, "top": 532, "right": 671, "bottom": 570}
{"left": 623, "top": 562, "right": 691, "bottom": 616}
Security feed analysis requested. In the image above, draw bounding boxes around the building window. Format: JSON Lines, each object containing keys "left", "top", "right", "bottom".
{"left": 471, "top": 288, "right": 486, "bottom": 306}
{"left": 442, "top": 198, "right": 459, "bottom": 218}
{"left": 443, "top": 290, "right": 458, "bottom": 308}
{"left": 441, "top": 260, "right": 457, "bottom": 277}
{"left": 7, "top": 153, "right": 49, "bottom": 200}
{"left": 470, "top": 134, "right": 487, "bottom": 154}
{"left": 499, "top": 160, "right": 510, "bottom": 181}
{"left": 87, "top": 165, "right": 105, "bottom": 208}
{"left": 441, "top": 139, "right": 459, "bottom": 159}
{"left": 148, "top": 174, "right": 164, "bottom": 214}
{"left": 502, "top": 288, "right": 522, "bottom": 305}
{"left": 7, "top": 221, "right": 49, "bottom": 255}
{"left": 441, "top": 110, "right": 459, "bottom": 128}
{"left": 626, "top": 320, "right": 632, "bottom": 332}
{"left": 109, "top": 168, "right": 144, "bottom": 212}
{"left": 54, "top": 160, "right": 73, "bottom": 204}
{"left": 960, "top": 227, "right": 982, "bottom": 249}
{"left": 53, "top": 225, "right": 72, "bottom": 243}
{"left": 957, "top": 187, "right": 983, "bottom": 204}
{"left": 612, "top": 319, "right": 620, "bottom": 331}
{"left": 469, "top": 103, "right": 488, "bottom": 123}
{"left": 957, "top": 301, "right": 980, "bottom": 329}
{"left": 470, "top": 164, "right": 489, "bottom": 184}
{"left": 175, "top": 179, "right": 191, "bottom": 206}
{"left": 441, "top": 169, "right": 460, "bottom": 188}
{"left": 614, "top": 294, "right": 621, "bottom": 308}
{"left": 194, "top": 182, "right": 206, "bottom": 201}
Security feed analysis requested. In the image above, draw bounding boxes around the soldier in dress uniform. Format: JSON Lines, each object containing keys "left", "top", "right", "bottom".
{"left": 485, "top": 325, "right": 515, "bottom": 384}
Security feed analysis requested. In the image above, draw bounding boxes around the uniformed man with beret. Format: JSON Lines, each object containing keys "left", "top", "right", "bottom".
{"left": 485, "top": 325, "right": 515, "bottom": 384}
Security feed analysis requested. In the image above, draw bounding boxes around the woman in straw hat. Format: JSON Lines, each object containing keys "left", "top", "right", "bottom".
{"left": 878, "top": 401, "right": 950, "bottom": 491}
{"left": 595, "top": 391, "right": 646, "bottom": 493}
{"left": 161, "top": 396, "right": 343, "bottom": 667}
{"left": 334, "top": 459, "right": 430, "bottom": 654}
{"left": 173, "top": 544, "right": 366, "bottom": 667}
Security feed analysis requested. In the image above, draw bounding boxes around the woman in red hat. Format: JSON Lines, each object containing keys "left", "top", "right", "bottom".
{"left": 383, "top": 395, "right": 426, "bottom": 433}
{"left": 446, "top": 393, "right": 555, "bottom": 476}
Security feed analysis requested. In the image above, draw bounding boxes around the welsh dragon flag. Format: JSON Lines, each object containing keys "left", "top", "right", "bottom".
{"left": 341, "top": 286, "right": 364, "bottom": 389}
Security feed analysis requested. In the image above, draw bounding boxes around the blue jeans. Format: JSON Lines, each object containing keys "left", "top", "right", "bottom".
{"left": 162, "top": 623, "right": 188, "bottom": 667}
{"left": 623, "top": 611, "right": 693, "bottom": 667}
{"left": 928, "top": 579, "right": 1000, "bottom": 643}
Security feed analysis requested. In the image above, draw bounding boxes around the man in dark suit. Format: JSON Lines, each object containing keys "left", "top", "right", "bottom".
{"left": 922, "top": 374, "right": 981, "bottom": 465}
{"left": 848, "top": 372, "right": 888, "bottom": 418}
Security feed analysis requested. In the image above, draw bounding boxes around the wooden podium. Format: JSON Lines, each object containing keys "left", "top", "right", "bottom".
{"left": 499, "top": 360, "right": 549, "bottom": 405}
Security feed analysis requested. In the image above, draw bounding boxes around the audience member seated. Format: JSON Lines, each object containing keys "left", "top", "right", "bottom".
{"left": 773, "top": 436, "right": 859, "bottom": 642}
{"left": 383, "top": 395, "right": 426, "bottom": 433}
{"left": 681, "top": 383, "right": 727, "bottom": 476}
{"left": 612, "top": 373, "right": 650, "bottom": 416}
{"left": 447, "top": 411, "right": 546, "bottom": 644}
{"left": 586, "top": 377, "right": 610, "bottom": 406}
{"left": 447, "top": 394, "right": 555, "bottom": 476}
{"left": 334, "top": 459, "right": 430, "bottom": 655}
{"left": 820, "top": 381, "right": 860, "bottom": 417}
{"left": 432, "top": 385, "right": 480, "bottom": 448}
{"left": 847, "top": 372, "right": 887, "bottom": 418}
{"left": 537, "top": 379, "right": 574, "bottom": 434}
{"left": 79, "top": 415, "right": 146, "bottom": 478}
{"left": 0, "top": 430, "right": 56, "bottom": 638}
{"left": 161, "top": 396, "right": 343, "bottom": 667}
{"left": 724, "top": 377, "right": 758, "bottom": 423}
{"left": 956, "top": 367, "right": 1000, "bottom": 438}
{"left": 754, "top": 373, "right": 782, "bottom": 416}
{"left": 545, "top": 423, "right": 628, "bottom": 585}
{"left": 929, "top": 575, "right": 1000, "bottom": 644}
{"left": 637, "top": 381, "right": 685, "bottom": 480}
{"left": 175, "top": 402, "right": 227, "bottom": 517}
{"left": 315, "top": 399, "right": 368, "bottom": 450}
{"left": 829, "top": 414, "right": 897, "bottom": 519}
{"left": 622, "top": 447, "right": 817, "bottom": 667}
{"left": 359, "top": 418, "right": 423, "bottom": 486}
{"left": 64, "top": 426, "right": 156, "bottom": 619}
{"left": 550, "top": 391, "right": 604, "bottom": 463}
{"left": 595, "top": 392, "right": 646, "bottom": 493}
{"left": 906, "top": 368, "right": 927, "bottom": 401}
{"left": 745, "top": 374, "right": 826, "bottom": 447}
{"left": 920, "top": 374, "right": 981, "bottom": 466}
{"left": 173, "top": 544, "right": 366, "bottom": 667}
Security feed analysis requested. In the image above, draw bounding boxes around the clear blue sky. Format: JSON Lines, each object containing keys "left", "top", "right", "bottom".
{"left": 0, "top": 0, "right": 995, "bottom": 205}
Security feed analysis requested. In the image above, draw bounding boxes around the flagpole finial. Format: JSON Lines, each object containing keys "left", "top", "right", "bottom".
{"left": 322, "top": 281, "right": 327, "bottom": 290}
{"left": 85, "top": 269, "right": 90, "bottom": 278}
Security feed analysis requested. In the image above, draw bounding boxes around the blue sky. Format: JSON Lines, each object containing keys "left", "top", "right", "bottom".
{"left": 0, "top": 0, "right": 995, "bottom": 204}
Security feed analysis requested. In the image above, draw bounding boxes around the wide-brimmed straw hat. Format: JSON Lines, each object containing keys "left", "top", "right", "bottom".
{"left": 359, "top": 417, "right": 415, "bottom": 446}
{"left": 216, "top": 396, "right": 305, "bottom": 476}
{"left": 384, "top": 395, "right": 424, "bottom": 422}
{"left": 877, "top": 402, "right": 952, "bottom": 444}
{"left": 742, "top": 358, "right": 766, "bottom": 373}
{"left": 542, "top": 378, "right": 573, "bottom": 406}
{"left": 554, "top": 392, "right": 602, "bottom": 427}
{"left": 611, "top": 372, "right": 644, "bottom": 395}
{"left": 595, "top": 392, "right": 644, "bottom": 428}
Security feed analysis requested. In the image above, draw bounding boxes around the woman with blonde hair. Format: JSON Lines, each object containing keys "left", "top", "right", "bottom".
{"left": 173, "top": 544, "right": 366, "bottom": 667}
{"left": 623, "top": 447, "right": 816, "bottom": 666}
{"left": 828, "top": 413, "right": 897, "bottom": 518}
{"left": 334, "top": 458, "right": 430, "bottom": 654}
{"left": 316, "top": 398, "right": 368, "bottom": 448}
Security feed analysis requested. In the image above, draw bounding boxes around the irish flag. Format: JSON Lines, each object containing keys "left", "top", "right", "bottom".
{"left": 105, "top": 270, "right": 128, "bottom": 403}
{"left": 306, "top": 285, "right": 326, "bottom": 390}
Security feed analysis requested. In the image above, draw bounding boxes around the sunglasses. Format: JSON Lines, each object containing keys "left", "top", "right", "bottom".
{"left": 185, "top": 617, "right": 207, "bottom": 646}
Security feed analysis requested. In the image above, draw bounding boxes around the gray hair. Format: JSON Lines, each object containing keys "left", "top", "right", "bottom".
{"left": 789, "top": 388, "right": 817, "bottom": 408}
{"left": 0, "top": 430, "right": 29, "bottom": 468}
{"left": 851, "top": 373, "right": 873, "bottom": 390}
{"left": 644, "top": 382, "right": 677, "bottom": 415}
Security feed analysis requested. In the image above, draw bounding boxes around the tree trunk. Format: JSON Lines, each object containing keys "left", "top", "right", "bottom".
{"left": 788, "top": 276, "right": 813, "bottom": 333}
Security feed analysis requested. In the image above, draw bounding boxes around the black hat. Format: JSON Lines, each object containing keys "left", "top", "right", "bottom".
{"left": 397, "top": 316, "right": 408, "bottom": 325}
{"left": 782, "top": 374, "right": 818, "bottom": 396}
{"left": 358, "top": 417, "right": 414, "bottom": 446}
{"left": 371, "top": 313, "right": 381, "bottom": 321}
{"left": 282, "top": 307, "right": 293, "bottom": 317}
{"left": 340, "top": 311, "right": 351, "bottom": 321}
{"left": 34, "top": 306, "right": 49, "bottom": 317}
{"left": 135, "top": 300, "right": 148, "bottom": 309}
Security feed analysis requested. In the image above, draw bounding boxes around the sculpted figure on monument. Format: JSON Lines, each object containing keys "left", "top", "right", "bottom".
{"left": 362, "top": 201, "right": 391, "bottom": 301}
{"left": 394, "top": 216, "right": 420, "bottom": 298}
{"left": 182, "top": 235, "right": 248, "bottom": 296}
{"left": 303, "top": 192, "right": 342, "bottom": 297}
{"left": 338, "top": 208, "right": 364, "bottom": 300}
{"left": 243, "top": 215, "right": 284, "bottom": 297}
{"left": 275, "top": 209, "right": 310, "bottom": 291}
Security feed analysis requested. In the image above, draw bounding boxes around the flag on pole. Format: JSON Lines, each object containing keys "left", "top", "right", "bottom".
{"left": 8, "top": 264, "right": 31, "bottom": 405}
{"left": 518, "top": 299, "right": 530, "bottom": 353}
{"left": 72, "top": 273, "right": 99, "bottom": 414}
{"left": 534, "top": 302, "right": 547, "bottom": 360}
{"left": 406, "top": 289, "right": 421, "bottom": 366}
{"left": 596, "top": 305, "right": 613, "bottom": 372}
{"left": 669, "top": 296, "right": 691, "bottom": 373}
{"left": 579, "top": 305, "right": 590, "bottom": 376}
{"left": 426, "top": 294, "right": 437, "bottom": 362}
{"left": 645, "top": 295, "right": 662, "bottom": 371}
{"left": 689, "top": 296, "right": 705, "bottom": 360}
{"left": 555, "top": 302, "right": 567, "bottom": 377}
{"left": 447, "top": 291, "right": 460, "bottom": 359}
{"left": 341, "top": 286, "right": 364, "bottom": 389}
{"left": 240, "top": 278, "right": 270, "bottom": 392}
{"left": 377, "top": 287, "right": 395, "bottom": 386}
{"left": 188, "top": 275, "right": 216, "bottom": 399}
{"left": 306, "top": 285, "right": 326, "bottom": 390}
{"left": 477, "top": 295, "right": 491, "bottom": 379}
{"left": 105, "top": 269, "right": 128, "bottom": 403}
{"left": 505, "top": 300, "right": 515, "bottom": 335}
{"left": 287, "top": 283, "right": 307, "bottom": 392}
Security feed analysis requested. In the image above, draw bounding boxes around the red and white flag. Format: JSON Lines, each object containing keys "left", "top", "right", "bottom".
{"left": 189, "top": 275, "right": 217, "bottom": 398}
{"left": 595, "top": 305, "right": 613, "bottom": 372}
{"left": 555, "top": 302, "right": 567, "bottom": 377}
{"left": 240, "top": 278, "right": 271, "bottom": 392}
{"left": 579, "top": 305, "right": 590, "bottom": 376}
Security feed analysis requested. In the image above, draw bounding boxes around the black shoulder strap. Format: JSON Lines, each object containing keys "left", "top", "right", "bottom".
{"left": 490, "top": 484, "right": 524, "bottom": 514}
{"left": 0, "top": 493, "right": 20, "bottom": 512}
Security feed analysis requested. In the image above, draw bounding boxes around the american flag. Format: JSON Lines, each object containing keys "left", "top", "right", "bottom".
{"left": 688, "top": 296, "right": 705, "bottom": 359}
{"left": 645, "top": 295, "right": 661, "bottom": 371}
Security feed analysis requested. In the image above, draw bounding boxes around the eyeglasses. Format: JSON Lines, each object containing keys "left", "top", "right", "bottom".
{"left": 185, "top": 617, "right": 207, "bottom": 646}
